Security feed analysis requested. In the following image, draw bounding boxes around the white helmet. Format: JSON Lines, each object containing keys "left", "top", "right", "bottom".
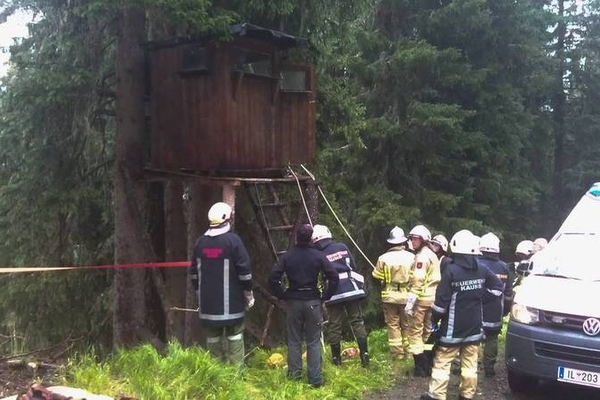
{"left": 208, "top": 202, "right": 232, "bottom": 227}
{"left": 532, "top": 237, "right": 548, "bottom": 253}
{"left": 480, "top": 232, "right": 500, "bottom": 253}
{"left": 473, "top": 235, "right": 483, "bottom": 255}
{"left": 450, "top": 229, "right": 479, "bottom": 255}
{"left": 515, "top": 240, "right": 534, "bottom": 256}
{"left": 312, "top": 224, "right": 332, "bottom": 242}
{"left": 387, "top": 226, "right": 408, "bottom": 244}
{"left": 409, "top": 225, "right": 432, "bottom": 241}
{"left": 430, "top": 234, "right": 448, "bottom": 253}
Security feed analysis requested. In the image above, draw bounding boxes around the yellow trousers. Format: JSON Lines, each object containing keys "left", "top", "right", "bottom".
{"left": 427, "top": 344, "right": 479, "bottom": 400}
{"left": 407, "top": 304, "right": 432, "bottom": 355}
{"left": 382, "top": 302, "right": 410, "bottom": 358}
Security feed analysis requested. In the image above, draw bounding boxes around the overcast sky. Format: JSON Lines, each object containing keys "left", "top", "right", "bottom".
{"left": 0, "top": 11, "right": 31, "bottom": 77}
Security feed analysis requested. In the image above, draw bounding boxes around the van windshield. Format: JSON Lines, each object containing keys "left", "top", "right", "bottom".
{"left": 530, "top": 233, "right": 600, "bottom": 281}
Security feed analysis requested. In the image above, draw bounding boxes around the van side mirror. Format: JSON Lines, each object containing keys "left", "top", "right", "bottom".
{"left": 516, "top": 260, "right": 533, "bottom": 276}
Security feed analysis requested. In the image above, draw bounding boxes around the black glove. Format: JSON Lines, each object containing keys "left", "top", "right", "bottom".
{"left": 432, "top": 309, "right": 444, "bottom": 325}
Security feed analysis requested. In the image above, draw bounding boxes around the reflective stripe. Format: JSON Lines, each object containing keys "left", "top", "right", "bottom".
{"left": 431, "top": 368, "right": 450, "bottom": 380}
{"left": 423, "top": 344, "right": 434, "bottom": 351}
{"left": 505, "top": 294, "right": 514, "bottom": 301}
{"left": 207, "top": 336, "right": 221, "bottom": 343}
{"left": 373, "top": 270, "right": 385, "bottom": 280}
{"left": 327, "top": 289, "right": 366, "bottom": 302}
{"left": 350, "top": 271, "right": 364, "bottom": 282}
{"left": 446, "top": 292, "right": 458, "bottom": 338}
{"left": 483, "top": 321, "right": 503, "bottom": 328}
{"left": 487, "top": 289, "right": 503, "bottom": 297}
{"left": 388, "top": 338, "right": 404, "bottom": 345}
{"left": 432, "top": 303, "right": 446, "bottom": 314}
{"left": 224, "top": 259, "right": 229, "bottom": 315}
{"left": 227, "top": 333, "right": 243, "bottom": 341}
{"left": 439, "top": 332, "right": 484, "bottom": 344}
{"left": 200, "top": 311, "right": 245, "bottom": 321}
{"left": 409, "top": 344, "right": 424, "bottom": 354}
{"left": 238, "top": 274, "right": 252, "bottom": 281}
{"left": 461, "top": 367, "right": 478, "bottom": 378}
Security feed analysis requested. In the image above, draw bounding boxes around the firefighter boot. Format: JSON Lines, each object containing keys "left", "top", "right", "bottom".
{"left": 331, "top": 343, "right": 342, "bottom": 366}
{"left": 357, "top": 337, "right": 370, "bottom": 367}
{"left": 413, "top": 353, "right": 428, "bottom": 377}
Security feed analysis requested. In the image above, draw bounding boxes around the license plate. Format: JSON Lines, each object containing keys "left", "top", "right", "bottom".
{"left": 558, "top": 366, "right": 600, "bottom": 388}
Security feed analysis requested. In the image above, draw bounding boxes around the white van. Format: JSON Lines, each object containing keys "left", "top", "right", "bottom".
{"left": 505, "top": 182, "right": 600, "bottom": 393}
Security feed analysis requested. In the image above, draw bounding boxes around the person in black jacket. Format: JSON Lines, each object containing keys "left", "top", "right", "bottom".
{"left": 420, "top": 230, "right": 503, "bottom": 400}
{"left": 190, "top": 202, "right": 254, "bottom": 365}
{"left": 269, "top": 224, "right": 339, "bottom": 388}
{"left": 478, "top": 232, "right": 514, "bottom": 377}
{"left": 311, "top": 224, "right": 369, "bottom": 367}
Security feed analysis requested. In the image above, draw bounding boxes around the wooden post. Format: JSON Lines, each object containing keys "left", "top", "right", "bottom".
{"left": 222, "top": 182, "right": 237, "bottom": 226}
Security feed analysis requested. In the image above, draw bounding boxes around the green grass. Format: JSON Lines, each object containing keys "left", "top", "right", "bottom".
{"left": 64, "top": 329, "right": 410, "bottom": 400}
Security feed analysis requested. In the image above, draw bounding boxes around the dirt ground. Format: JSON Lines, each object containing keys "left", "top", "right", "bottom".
{"left": 365, "top": 338, "right": 600, "bottom": 400}
{"left": 366, "top": 348, "right": 600, "bottom": 400}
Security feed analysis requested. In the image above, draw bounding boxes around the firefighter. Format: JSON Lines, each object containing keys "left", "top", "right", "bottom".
{"left": 478, "top": 232, "right": 514, "bottom": 377}
{"left": 269, "top": 224, "right": 339, "bottom": 388}
{"left": 420, "top": 230, "right": 504, "bottom": 400}
{"left": 430, "top": 234, "right": 450, "bottom": 274}
{"left": 406, "top": 224, "right": 441, "bottom": 376}
{"left": 312, "top": 224, "right": 369, "bottom": 367}
{"left": 372, "top": 226, "right": 415, "bottom": 360}
{"left": 512, "top": 239, "right": 534, "bottom": 286}
{"left": 190, "top": 202, "right": 254, "bottom": 365}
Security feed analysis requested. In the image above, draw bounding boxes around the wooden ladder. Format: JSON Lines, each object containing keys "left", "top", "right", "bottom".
{"left": 245, "top": 180, "right": 309, "bottom": 346}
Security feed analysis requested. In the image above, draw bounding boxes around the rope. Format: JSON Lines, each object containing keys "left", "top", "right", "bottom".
{"left": 288, "top": 166, "right": 313, "bottom": 226}
{"left": 300, "top": 164, "right": 376, "bottom": 269}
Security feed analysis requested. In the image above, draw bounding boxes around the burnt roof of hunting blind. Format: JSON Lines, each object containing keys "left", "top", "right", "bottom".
{"left": 144, "top": 23, "right": 308, "bottom": 50}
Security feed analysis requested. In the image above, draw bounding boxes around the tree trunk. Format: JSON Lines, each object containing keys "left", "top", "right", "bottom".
{"left": 164, "top": 179, "right": 188, "bottom": 342}
{"left": 113, "top": 5, "right": 149, "bottom": 348}
{"left": 553, "top": 0, "right": 567, "bottom": 212}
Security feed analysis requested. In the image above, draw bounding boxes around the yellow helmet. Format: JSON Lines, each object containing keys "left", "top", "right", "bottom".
{"left": 266, "top": 353, "right": 285, "bottom": 368}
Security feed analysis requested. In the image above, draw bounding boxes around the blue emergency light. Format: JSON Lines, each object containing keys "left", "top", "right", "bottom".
{"left": 589, "top": 182, "right": 600, "bottom": 197}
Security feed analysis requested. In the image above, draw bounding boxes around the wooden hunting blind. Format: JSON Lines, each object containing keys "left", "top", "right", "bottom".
{"left": 145, "top": 23, "right": 316, "bottom": 176}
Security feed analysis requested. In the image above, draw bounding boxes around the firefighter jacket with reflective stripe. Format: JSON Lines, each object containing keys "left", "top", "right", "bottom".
{"left": 373, "top": 246, "right": 415, "bottom": 304}
{"left": 432, "top": 254, "right": 504, "bottom": 346}
{"left": 409, "top": 246, "right": 441, "bottom": 306}
{"left": 190, "top": 231, "right": 253, "bottom": 327}
{"left": 479, "top": 253, "right": 514, "bottom": 332}
{"left": 314, "top": 239, "right": 366, "bottom": 305}
{"left": 269, "top": 243, "right": 340, "bottom": 301}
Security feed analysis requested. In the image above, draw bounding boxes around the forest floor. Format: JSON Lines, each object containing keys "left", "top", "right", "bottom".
{"left": 366, "top": 346, "right": 600, "bottom": 400}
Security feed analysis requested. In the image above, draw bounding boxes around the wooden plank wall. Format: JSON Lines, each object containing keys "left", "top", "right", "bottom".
{"left": 148, "top": 41, "right": 315, "bottom": 173}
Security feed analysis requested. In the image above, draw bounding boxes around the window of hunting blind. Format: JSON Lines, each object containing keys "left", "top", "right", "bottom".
{"left": 280, "top": 70, "right": 307, "bottom": 92}
{"left": 179, "top": 45, "right": 211, "bottom": 76}
{"left": 233, "top": 48, "right": 272, "bottom": 77}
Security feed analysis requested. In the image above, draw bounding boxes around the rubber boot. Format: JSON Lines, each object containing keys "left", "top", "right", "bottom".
{"left": 357, "top": 337, "right": 370, "bottom": 367}
{"left": 413, "top": 353, "right": 428, "bottom": 377}
{"left": 419, "top": 394, "right": 437, "bottom": 400}
{"left": 330, "top": 343, "right": 342, "bottom": 366}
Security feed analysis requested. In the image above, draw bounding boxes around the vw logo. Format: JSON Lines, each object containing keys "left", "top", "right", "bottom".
{"left": 582, "top": 318, "right": 600, "bottom": 336}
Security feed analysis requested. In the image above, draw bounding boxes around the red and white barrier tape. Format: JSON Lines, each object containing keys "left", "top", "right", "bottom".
{"left": 0, "top": 261, "right": 191, "bottom": 274}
